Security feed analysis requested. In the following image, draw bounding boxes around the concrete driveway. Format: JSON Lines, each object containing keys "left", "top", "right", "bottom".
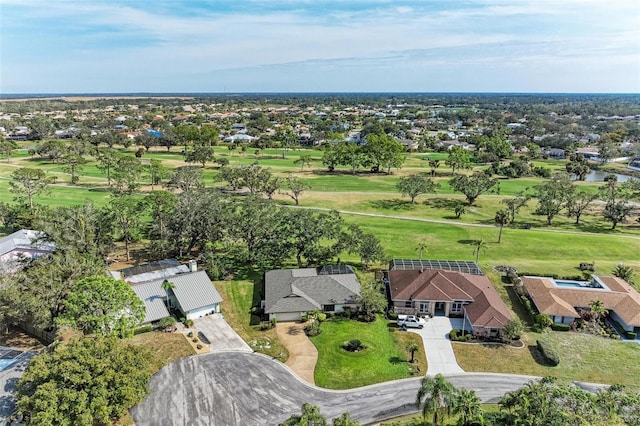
{"left": 130, "top": 351, "right": 537, "bottom": 426}
{"left": 194, "top": 315, "right": 252, "bottom": 352}
{"left": 409, "top": 316, "right": 464, "bottom": 375}
{"left": 276, "top": 322, "right": 318, "bottom": 385}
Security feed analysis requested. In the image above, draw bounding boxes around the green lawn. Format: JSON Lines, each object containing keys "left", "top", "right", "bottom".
{"left": 311, "top": 316, "right": 424, "bottom": 389}
{"left": 213, "top": 279, "right": 289, "bottom": 362}
{"left": 452, "top": 331, "right": 640, "bottom": 390}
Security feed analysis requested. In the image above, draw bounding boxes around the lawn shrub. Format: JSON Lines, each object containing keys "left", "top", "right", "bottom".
{"left": 537, "top": 339, "right": 560, "bottom": 366}
{"left": 551, "top": 323, "right": 571, "bottom": 331}
{"left": 387, "top": 310, "right": 398, "bottom": 321}
{"left": 133, "top": 325, "right": 153, "bottom": 335}
{"left": 317, "top": 313, "right": 327, "bottom": 322}
{"left": 450, "top": 329, "right": 472, "bottom": 342}
{"left": 305, "top": 321, "right": 321, "bottom": 337}
{"left": 342, "top": 339, "right": 365, "bottom": 352}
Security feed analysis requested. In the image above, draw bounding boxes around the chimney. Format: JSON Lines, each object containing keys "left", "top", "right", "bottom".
{"left": 189, "top": 260, "right": 197, "bottom": 272}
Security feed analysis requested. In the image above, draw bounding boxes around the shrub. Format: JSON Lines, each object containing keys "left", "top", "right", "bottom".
{"left": 159, "top": 317, "right": 177, "bottom": 329}
{"left": 316, "top": 313, "right": 327, "bottom": 322}
{"left": 535, "top": 314, "right": 553, "bottom": 329}
{"left": 301, "top": 313, "right": 308, "bottom": 322}
{"left": 450, "top": 329, "right": 459, "bottom": 339}
{"left": 259, "top": 322, "right": 271, "bottom": 331}
{"left": 270, "top": 317, "right": 277, "bottom": 328}
{"left": 133, "top": 325, "right": 153, "bottom": 335}
{"left": 343, "top": 339, "right": 364, "bottom": 352}
{"left": 187, "top": 331, "right": 194, "bottom": 338}
{"left": 537, "top": 339, "right": 560, "bottom": 366}
{"left": 551, "top": 323, "right": 571, "bottom": 331}
{"left": 304, "top": 321, "right": 321, "bottom": 337}
{"left": 192, "top": 337, "right": 199, "bottom": 343}
{"left": 504, "top": 318, "right": 525, "bottom": 340}
{"left": 387, "top": 311, "right": 398, "bottom": 321}
{"left": 196, "top": 344, "right": 203, "bottom": 350}
{"left": 185, "top": 319, "right": 194, "bottom": 328}
{"left": 625, "top": 331, "right": 637, "bottom": 340}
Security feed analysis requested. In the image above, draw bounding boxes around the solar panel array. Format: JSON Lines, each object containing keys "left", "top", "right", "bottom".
{"left": 120, "top": 259, "right": 181, "bottom": 278}
{"left": 389, "top": 259, "right": 483, "bottom": 275}
{"left": 318, "top": 264, "right": 355, "bottom": 275}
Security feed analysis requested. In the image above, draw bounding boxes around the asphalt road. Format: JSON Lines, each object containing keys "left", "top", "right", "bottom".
{"left": 130, "top": 351, "right": 538, "bottom": 426}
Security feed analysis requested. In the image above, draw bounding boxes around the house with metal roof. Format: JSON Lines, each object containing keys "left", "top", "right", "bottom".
{"left": 387, "top": 260, "right": 513, "bottom": 337}
{"left": 264, "top": 265, "right": 361, "bottom": 322}
{"left": 122, "top": 261, "right": 223, "bottom": 323}
{"left": 0, "top": 229, "right": 55, "bottom": 273}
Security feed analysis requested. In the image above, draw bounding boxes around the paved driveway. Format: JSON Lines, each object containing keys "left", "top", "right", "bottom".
{"left": 409, "top": 316, "right": 464, "bottom": 375}
{"left": 276, "top": 323, "right": 318, "bottom": 385}
{"left": 130, "top": 351, "right": 537, "bottom": 426}
{"left": 194, "top": 315, "right": 252, "bottom": 352}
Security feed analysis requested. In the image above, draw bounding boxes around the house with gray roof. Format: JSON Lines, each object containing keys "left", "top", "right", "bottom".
{"left": 0, "top": 229, "right": 55, "bottom": 273}
{"left": 264, "top": 265, "right": 361, "bottom": 322}
{"left": 122, "top": 261, "right": 223, "bottom": 324}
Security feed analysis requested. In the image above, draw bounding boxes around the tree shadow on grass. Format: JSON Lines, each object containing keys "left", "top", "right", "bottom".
{"left": 457, "top": 239, "right": 479, "bottom": 245}
{"left": 389, "top": 356, "right": 405, "bottom": 364}
{"left": 369, "top": 199, "right": 415, "bottom": 211}
{"left": 422, "top": 197, "right": 462, "bottom": 210}
{"left": 527, "top": 345, "right": 552, "bottom": 367}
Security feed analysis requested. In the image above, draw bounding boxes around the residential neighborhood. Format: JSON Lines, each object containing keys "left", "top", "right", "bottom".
{"left": 1, "top": 91, "right": 639, "bottom": 425}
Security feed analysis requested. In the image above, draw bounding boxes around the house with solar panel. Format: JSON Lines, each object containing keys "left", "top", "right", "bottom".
{"left": 386, "top": 259, "right": 513, "bottom": 337}
{"left": 264, "top": 265, "right": 361, "bottom": 322}
{"left": 110, "top": 259, "right": 223, "bottom": 324}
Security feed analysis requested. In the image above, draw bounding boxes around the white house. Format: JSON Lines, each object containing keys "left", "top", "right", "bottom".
{"left": 0, "top": 229, "right": 55, "bottom": 273}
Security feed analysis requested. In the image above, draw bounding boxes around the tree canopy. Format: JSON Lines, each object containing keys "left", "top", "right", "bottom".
{"left": 56, "top": 275, "right": 145, "bottom": 338}
{"left": 17, "top": 336, "right": 153, "bottom": 426}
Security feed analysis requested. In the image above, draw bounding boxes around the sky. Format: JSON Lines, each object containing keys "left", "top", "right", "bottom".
{"left": 1, "top": 0, "right": 639, "bottom": 94}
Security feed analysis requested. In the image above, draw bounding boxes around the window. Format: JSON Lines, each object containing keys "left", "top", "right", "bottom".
{"left": 419, "top": 302, "right": 429, "bottom": 313}
{"left": 324, "top": 304, "right": 335, "bottom": 312}
{"left": 451, "top": 302, "right": 463, "bottom": 313}
{"left": 405, "top": 300, "right": 412, "bottom": 308}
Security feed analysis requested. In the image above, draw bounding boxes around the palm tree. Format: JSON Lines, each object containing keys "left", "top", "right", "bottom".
{"left": 589, "top": 299, "right": 608, "bottom": 327}
{"left": 162, "top": 280, "right": 176, "bottom": 309}
{"left": 416, "top": 242, "right": 428, "bottom": 260}
{"left": 494, "top": 209, "right": 510, "bottom": 243}
{"left": 406, "top": 342, "right": 420, "bottom": 363}
{"left": 416, "top": 374, "right": 457, "bottom": 426}
{"left": 452, "top": 388, "right": 483, "bottom": 426}
{"left": 472, "top": 239, "right": 487, "bottom": 264}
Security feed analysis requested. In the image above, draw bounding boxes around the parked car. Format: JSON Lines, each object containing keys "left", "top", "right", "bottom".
{"left": 397, "top": 314, "right": 427, "bottom": 329}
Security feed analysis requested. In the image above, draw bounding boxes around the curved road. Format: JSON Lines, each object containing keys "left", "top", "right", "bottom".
{"left": 131, "top": 351, "right": 540, "bottom": 426}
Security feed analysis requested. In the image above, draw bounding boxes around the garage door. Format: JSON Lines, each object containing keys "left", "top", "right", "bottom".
{"left": 275, "top": 312, "right": 302, "bottom": 322}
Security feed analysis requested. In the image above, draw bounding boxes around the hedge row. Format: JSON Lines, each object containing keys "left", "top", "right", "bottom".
{"left": 450, "top": 329, "right": 472, "bottom": 342}
{"left": 537, "top": 339, "right": 560, "bottom": 366}
{"left": 551, "top": 323, "right": 571, "bottom": 331}
{"left": 611, "top": 319, "right": 638, "bottom": 340}
{"left": 133, "top": 325, "right": 154, "bottom": 335}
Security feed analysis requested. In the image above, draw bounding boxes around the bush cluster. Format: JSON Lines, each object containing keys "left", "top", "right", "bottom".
{"left": 133, "top": 325, "right": 153, "bottom": 335}
{"left": 537, "top": 339, "right": 560, "bottom": 366}
{"left": 342, "top": 339, "right": 365, "bottom": 352}
{"left": 450, "top": 329, "right": 472, "bottom": 342}
{"left": 521, "top": 296, "right": 539, "bottom": 319}
{"left": 551, "top": 323, "right": 571, "bottom": 331}
{"left": 304, "top": 321, "right": 321, "bottom": 337}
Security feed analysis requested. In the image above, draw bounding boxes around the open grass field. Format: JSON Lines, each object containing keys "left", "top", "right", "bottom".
{"left": 311, "top": 316, "right": 426, "bottom": 389}
{"left": 213, "top": 279, "right": 289, "bottom": 362}
{"left": 452, "top": 331, "right": 640, "bottom": 390}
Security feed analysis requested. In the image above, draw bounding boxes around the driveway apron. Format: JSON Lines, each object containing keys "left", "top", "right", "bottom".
{"left": 409, "top": 316, "right": 465, "bottom": 375}
{"left": 194, "top": 315, "right": 252, "bottom": 352}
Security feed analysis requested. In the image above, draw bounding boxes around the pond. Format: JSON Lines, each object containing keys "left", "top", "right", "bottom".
{"left": 582, "top": 170, "right": 636, "bottom": 183}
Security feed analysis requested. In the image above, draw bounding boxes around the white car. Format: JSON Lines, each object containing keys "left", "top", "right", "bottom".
{"left": 397, "top": 314, "right": 427, "bottom": 329}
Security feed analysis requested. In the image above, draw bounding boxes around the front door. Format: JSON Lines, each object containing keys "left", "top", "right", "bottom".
{"left": 434, "top": 302, "right": 445, "bottom": 316}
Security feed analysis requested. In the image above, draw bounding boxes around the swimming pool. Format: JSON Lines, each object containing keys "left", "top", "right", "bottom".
{"left": 0, "top": 358, "right": 17, "bottom": 371}
{"left": 554, "top": 279, "right": 603, "bottom": 289}
{"left": 555, "top": 280, "right": 586, "bottom": 288}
